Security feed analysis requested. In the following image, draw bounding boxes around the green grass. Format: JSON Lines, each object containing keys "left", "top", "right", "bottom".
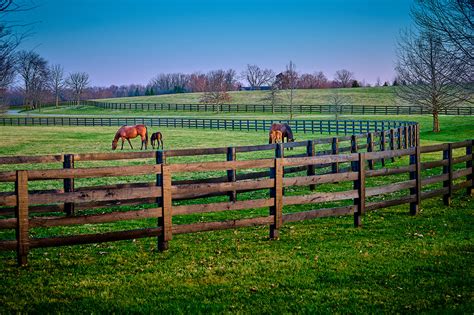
{"left": 96, "top": 86, "right": 402, "bottom": 105}
{"left": 0, "top": 124, "right": 473, "bottom": 313}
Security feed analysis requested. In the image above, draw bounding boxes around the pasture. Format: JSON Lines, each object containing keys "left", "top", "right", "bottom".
{"left": 0, "top": 121, "right": 473, "bottom": 313}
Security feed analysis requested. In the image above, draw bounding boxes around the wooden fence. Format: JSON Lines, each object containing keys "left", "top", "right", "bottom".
{"left": 0, "top": 116, "right": 415, "bottom": 135}
{"left": 84, "top": 100, "right": 474, "bottom": 116}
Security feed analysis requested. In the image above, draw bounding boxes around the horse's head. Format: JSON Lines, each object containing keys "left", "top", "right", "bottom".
{"left": 112, "top": 139, "right": 118, "bottom": 150}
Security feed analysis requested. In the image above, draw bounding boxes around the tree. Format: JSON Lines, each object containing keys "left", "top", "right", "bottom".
{"left": 65, "top": 72, "right": 89, "bottom": 105}
{"left": 16, "top": 50, "right": 49, "bottom": 109}
{"left": 241, "top": 64, "right": 275, "bottom": 89}
{"left": 395, "top": 30, "right": 471, "bottom": 132}
{"left": 411, "top": 0, "right": 473, "bottom": 64}
{"left": 200, "top": 69, "right": 232, "bottom": 109}
{"left": 48, "top": 64, "right": 64, "bottom": 107}
{"left": 0, "top": 0, "right": 31, "bottom": 109}
{"left": 260, "top": 81, "right": 283, "bottom": 114}
{"left": 334, "top": 69, "right": 355, "bottom": 88}
{"left": 328, "top": 91, "right": 352, "bottom": 120}
{"left": 351, "top": 80, "right": 360, "bottom": 88}
{"left": 276, "top": 61, "right": 298, "bottom": 119}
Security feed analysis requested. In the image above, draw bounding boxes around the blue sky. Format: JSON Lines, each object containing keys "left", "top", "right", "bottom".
{"left": 16, "top": 0, "right": 414, "bottom": 86}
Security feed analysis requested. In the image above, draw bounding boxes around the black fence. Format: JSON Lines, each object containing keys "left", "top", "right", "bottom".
{"left": 0, "top": 116, "right": 416, "bottom": 135}
{"left": 83, "top": 100, "right": 474, "bottom": 116}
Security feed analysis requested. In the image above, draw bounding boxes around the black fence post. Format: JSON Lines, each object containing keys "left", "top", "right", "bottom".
{"left": 227, "top": 147, "right": 237, "bottom": 202}
{"left": 63, "top": 154, "right": 75, "bottom": 216}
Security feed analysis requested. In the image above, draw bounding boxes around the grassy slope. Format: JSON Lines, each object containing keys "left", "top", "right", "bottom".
{"left": 0, "top": 124, "right": 472, "bottom": 312}
{"left": 97, "top": 86, "right": 403, "bottom": 105}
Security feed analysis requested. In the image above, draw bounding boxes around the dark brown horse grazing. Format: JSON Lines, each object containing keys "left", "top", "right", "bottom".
{"left": 112, "top": 125, "right": 148, "bottom": 150}
{"left": 150, "top": 131, "right": 164, "bottom": 150}
{"left": 269, "top": 123, "right": 295, "bottom": 149}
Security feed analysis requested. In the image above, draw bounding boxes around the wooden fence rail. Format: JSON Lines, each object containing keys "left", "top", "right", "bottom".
{"left": 81, "top": 100, "right": 474, "bottom": 116}
{"left": 0, "top": 135, "right": 472, "bottom": 265}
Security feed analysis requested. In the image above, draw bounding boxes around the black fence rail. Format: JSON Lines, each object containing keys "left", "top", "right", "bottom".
{"left": 84, "top": 100, "right": 474, "bottom": 116}
{"left": 0, "top": 116, "right": 416, "bottom": 135}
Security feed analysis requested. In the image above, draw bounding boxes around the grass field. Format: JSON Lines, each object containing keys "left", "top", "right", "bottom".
{"left": 0, "top": 118, "right": 473, "bottom": 312}
{"left": 96, "top": 86, "right": 404, "bottom": 105}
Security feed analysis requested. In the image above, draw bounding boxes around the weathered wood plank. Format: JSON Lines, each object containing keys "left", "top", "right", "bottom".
{"left": 29, "top": 186, "right": 162, "bottom": 205}
{"left": 282, "top": 205, "right": 356, "bottom": 222}
{"left": 421, "top": 159, "right": 448, "bottom": 170}
{"left": 282, "top": 172, "right": 358, "bottom": 187}
{"left": 366, "top": 180, "right": 415, "bottom": 197}
{"left": 168, "top": 159, "right": 274, "bottom": 173}
{"left": 172, "top": 178, "right": 274, "bottom": 199}
{"left": 29, "top": 207, "right": 162, "bottom": 228}
{"left": 173, "top": 198, "right": 273, "bottom": 215}
{"left": 366, "top": 195, "right": 415, "bottom": 211}
{"left": 283, "top": 154, "right": 358, "bottom": 167}
{"left": 366, "top": 165, "right": 414, "bottom": 177}
{"left": 283, "top": 190, "right": 358, "bottom": 206}
{"left": 421, "top": 174, "right": 449, "bottom": 186}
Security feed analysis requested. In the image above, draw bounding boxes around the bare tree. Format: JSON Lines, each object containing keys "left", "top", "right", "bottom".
{"left": 395, "top": 30, "right": 471, "bottom": 132}
{"left": 16, "top": 50, "right": 49, "bottom": 109}
{"left": 66, "top": 72, "right": 89, "bottom": 105}
{"left": 334, "top": 69, "right": 355, "bottom": 88}
{"left": 411, "top": 0, "right": 473, "bottom": 64}
{"left": 149, "top": 73, "right": 189, "bottom": 94}
{"left": 276, "top": 61, "right": 298, "bottom": 119}
{"left": 0, "top": 0, "right": 30, "bottom": 109}
{"left": 328, "top": 91, "right": 352, "bottom": 120}
{"left": 48, "top": 64, "right": 64, "bottom": 107}
{"left": 241, "top": 64, "right": 275, "bottom": 89}
{"left": 260, "top": 80, "right": 283, "bottom": 114}
{"left": 200, "top": 70, "right": 232, "bottom": 110}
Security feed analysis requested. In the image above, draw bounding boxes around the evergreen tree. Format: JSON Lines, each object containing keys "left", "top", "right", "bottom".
{"left": 134, "top": 88, "right": 140, "bottom": 96}
{"left": 351, "top": 80, "right": 360, "bottom": 88}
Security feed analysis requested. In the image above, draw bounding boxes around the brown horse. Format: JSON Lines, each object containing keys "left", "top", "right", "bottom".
{"left": 269, "top": 123, "right": 295, "bottom": 149}
{"left": 150, "top": 131, "right": 164, "bottom": 150}
{"left": 112, "top": 125, "right": 148, "bottom": 150}
{"left": 268, "top": 130, "right": 283, "bottom": 144}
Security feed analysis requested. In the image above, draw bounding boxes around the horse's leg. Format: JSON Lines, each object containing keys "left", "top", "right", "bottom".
{"left": 127, "top": 138, "right": 133, "bottom": 149}
{"left": 121, "top": 139, "right": 124, "bottom": 150}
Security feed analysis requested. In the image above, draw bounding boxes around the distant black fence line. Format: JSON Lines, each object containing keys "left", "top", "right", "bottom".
{"left": 74, "top": 100, "right": 474, "bottom": 116}
{"left": 0, "top": 116, "right": 416, "bottom": 135}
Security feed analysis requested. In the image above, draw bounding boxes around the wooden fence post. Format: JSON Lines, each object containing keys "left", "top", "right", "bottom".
{"left": 227, "top": 147, "right": 237, "bottom": 202}
{"left": 367, "top": 132, "right": 374, "bottom": 170}
{"left": 390, "top": 129, "right": 395, "bottom": 163}
{"left": 380, "top": 131, "right": 386, "bottom": 167}
{"left": 398, "top": 127, "right": 403, "bottom": 150}
{"left": 351, "top": 135, "right": 358, "bottom": 154}
{"left": 306, "top": 140, "right": 316, "bottom": 191}
{"left": 270, "top": 158, "right": 283, "bottom": 239}
{"left": 16, "top": 170, "right": 29, "bottom": 266}
{"left": 443, "top": 143, "right": 453, "bottom": 206}
{"left": 403, "top": 126, "right": 409, "bottom": 149}
{"left": 353, "top": 153, "right": 365, "bottom": 227}
{"left": 467, "top": 140, "right": 473, "bottom": 196}
{"left": 410, "top": 145, "right": 421, "bottom": 215}
{"left": 332, "top": 137, "right": 339, "bottom": 173}
{"left": 63, "top": 154, "right": 75, "bottom": 216}
{"left": 159, "top": 164, "right": 172, "bottom": 251}
{"left": 275, "top": 143, "right": 284, "bottom": 194}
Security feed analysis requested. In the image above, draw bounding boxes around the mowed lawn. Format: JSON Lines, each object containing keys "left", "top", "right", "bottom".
{"left": 0, "top": 123, "right": 473, "bottom": 313}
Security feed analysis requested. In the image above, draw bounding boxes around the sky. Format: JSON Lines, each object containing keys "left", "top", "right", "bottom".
{"left": 14, "top": 0, "right": 414, "bottom": 86}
